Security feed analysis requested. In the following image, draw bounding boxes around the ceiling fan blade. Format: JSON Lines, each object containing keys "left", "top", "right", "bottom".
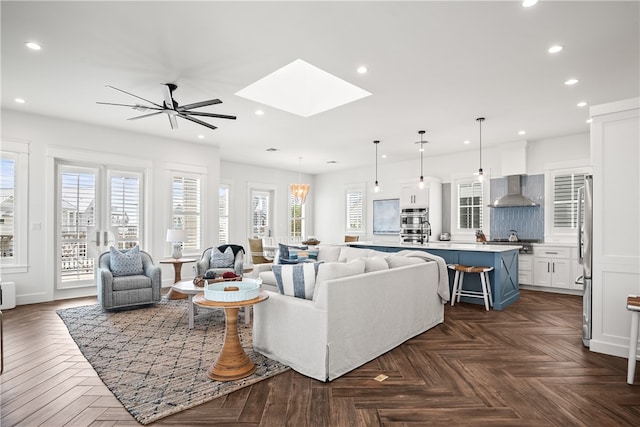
{"left": 168, "top": 114, "right": 179, "bottom": 129}
{"left": 127, "top": 112, "right": 163, "bottom": 121}
{"left": 180, "top": 114, "right": 218, "bottom": 130}
{"left": 181, "top": 111, "right": 237, "bottom": 120}
{"left": 177, "top": 99, "right": 222, "bottom": 111}
{"left": 162, "top": 84, "right": 176, "bottom": 110}
{"left": 105, "top": 85, "right": 163, "bottom": 108}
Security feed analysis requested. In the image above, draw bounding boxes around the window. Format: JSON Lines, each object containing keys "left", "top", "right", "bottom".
{"left": 289, "top": 190, "right": 305, "bottom": 237}
{"left": 172, "top": 175, "right": 201, "bottom": 252}
{"left": 1, "top": 140, "right": 28, "bottom": 271}
{"left": 458, "top": 181, "right": 483, "bottom": 230}
{"left": 345, "top": 186, "right": 364, "bottom": 233}
{"left": 110, "top": 172, "right": 142, "bottom": 249}
{"left": 553, "top": 173, "right": 586, "bottom": 229}
{"left": 219, "top": 185, "right": 229, "bottom": 244}
{"left": 251, "top": 190, "right": 271, "bottom": 237}
{"left": 0, "top": 155, "right": 16, "bottom": 259}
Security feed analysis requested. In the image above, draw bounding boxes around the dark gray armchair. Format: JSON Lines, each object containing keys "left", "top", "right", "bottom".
{"left": 97, "top": 249, "right": 161, "bottom": 309}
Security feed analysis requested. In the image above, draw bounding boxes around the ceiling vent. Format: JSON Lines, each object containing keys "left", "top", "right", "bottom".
{"left": 489, "top": 175, "right": 538, "bottom": 208}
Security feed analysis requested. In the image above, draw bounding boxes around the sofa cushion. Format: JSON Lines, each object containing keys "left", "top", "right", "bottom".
{"left": 210, "top": 246, "right": 234, "bottom": 268}
{"left": 317, "top": 245, "right": 341, "bottom": 262}
{"left": 112, "top": 274, "right": 151, "bottom": 291}
{"left": 385, "top": 255, "right": 425, "bottom": 269}
{"left": 109, "top": 245, "right": 144, "bottom": 277}
{"left": 316, "top": 259, "right": 366, "bottom": 284}
{"left": 361, "top": 255, "right": 390, "bottom": 273}
{"left": 338, "top": 246, "right": 376, "bottom": 262}
{"left": 272, "top": 262, "right": 322, "bottom": 299}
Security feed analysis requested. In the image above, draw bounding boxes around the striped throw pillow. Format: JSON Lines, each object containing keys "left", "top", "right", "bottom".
{"left": 272, "top": 262, "right": 322, "bottom": 300}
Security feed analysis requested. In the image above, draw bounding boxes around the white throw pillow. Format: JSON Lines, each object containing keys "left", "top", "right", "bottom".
{"left": 316, "top": 259, "right": 366, "bottom": 284}
{"left": 385, "top": 255, "right": 425, "bottom": 269}
{"left": 272, "top": 262, "right": 322, "bottom": 300}
{"left": 337, "top": 246, "right": 374, "bottom": 262}
{"left": 210, "top": 246, "right": 235, "bottom": 268}
{"left": 317, "top": 245, "right": 342, "bottom": 262}
{"left": 361, "top": 256, "right": 390, "bottom": 273}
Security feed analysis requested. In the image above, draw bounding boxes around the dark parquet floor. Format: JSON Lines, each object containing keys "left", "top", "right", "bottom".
{"left": 2, "top": 289, "right": 640, "bottom": 426}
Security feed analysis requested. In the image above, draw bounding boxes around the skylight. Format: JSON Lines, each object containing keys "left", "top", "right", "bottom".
{"left": 235, "top": 59, "right": 371, "bottom": 118}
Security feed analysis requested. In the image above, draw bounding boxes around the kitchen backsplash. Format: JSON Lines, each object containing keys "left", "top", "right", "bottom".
{"left": 489, "top": 174, "right": 544, "bottom": 241}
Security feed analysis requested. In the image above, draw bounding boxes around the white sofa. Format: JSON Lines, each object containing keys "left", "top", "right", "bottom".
{"left": 252, "top": 246, "right": 449, "bottom": 382}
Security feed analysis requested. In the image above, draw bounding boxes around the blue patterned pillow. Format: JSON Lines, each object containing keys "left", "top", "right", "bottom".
{"left": 272, "top": 262, "right": 322, "bottom": 299}
{"left": 109, "top": 245, "right": 144, "bottom": 277}
{"left": 210, "top": 246, "right": 234, "bottom": 268}
{"left": 278, "top": 243, "right": 310, "bottom": 264}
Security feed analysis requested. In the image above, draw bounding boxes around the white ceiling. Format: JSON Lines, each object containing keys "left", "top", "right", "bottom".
{"left": 2, "top": 1, "right": 639, "bottom": 174}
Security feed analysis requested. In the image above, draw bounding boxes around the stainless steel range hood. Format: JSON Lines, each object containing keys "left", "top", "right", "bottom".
{"left": 489, "top": 175, "right": 538, "bottom": 208}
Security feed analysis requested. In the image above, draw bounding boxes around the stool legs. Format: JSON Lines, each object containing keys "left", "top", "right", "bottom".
{"left": 451, "top": 270, "right": 460, "bottom": 306}
{"left": 480, "top": 271, "right": 493, "bottom": 311}
{"left": 628, "top": 310, "right": 639, "bottom": 385}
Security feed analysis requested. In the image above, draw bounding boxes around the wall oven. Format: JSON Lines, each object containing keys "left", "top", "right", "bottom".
{"left": 400, "top": 208, "right": 430, "bottom": 244}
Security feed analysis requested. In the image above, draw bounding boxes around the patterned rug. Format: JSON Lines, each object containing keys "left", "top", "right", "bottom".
{"left": 56, "top": 299, "right": 289, "bottom": 425}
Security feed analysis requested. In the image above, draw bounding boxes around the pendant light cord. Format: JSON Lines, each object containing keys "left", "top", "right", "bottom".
{"left": 476, "top": 117, "right": 485, "bottom": 174}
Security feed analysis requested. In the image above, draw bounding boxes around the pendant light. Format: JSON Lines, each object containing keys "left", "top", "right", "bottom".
{"left": 373, "top": 140, "right": 381, "bottom": 192}
{"left": 476, "top": 117, "right": 485, "bottom": 182}
{"left": 291, "top": 157, "right": 310, "bottom": 204}
{"left": 417, "top": 130, "right": 426, "bottom": 189}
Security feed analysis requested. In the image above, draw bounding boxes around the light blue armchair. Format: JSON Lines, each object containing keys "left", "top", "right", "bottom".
{"left": 196, "top": 245, "right": 245, "bottom": 278}
{"left": 97, "top": 249, "right": 161, "bottom": 309}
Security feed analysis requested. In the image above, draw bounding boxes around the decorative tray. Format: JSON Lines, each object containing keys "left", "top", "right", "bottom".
{"left": 204, "top": 280, "right": 260, "bottom": 302}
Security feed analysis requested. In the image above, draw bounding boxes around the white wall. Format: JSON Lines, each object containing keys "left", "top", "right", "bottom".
{"left": 314, "top": 132, "right": 590, "bottom": 245}
{"left": 1, "top": 109, "right": 222, "bottom": 304}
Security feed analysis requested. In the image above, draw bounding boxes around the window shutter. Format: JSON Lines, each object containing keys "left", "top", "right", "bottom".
{"left": 346, "top": 189, "right": 364, "bottom": 232}
{"left": 289, "top": 190, "right": 304, "bottom": 237}
{"left": 219, "top": 186, "right": 229, "bottom": 244}
{"left": 458, "top": 182, "right": 483, "bottom": 229}
{"left": 0, "top": 157, "right": 15, "bottom": 258}
{"left": 251, "top": 191, "right": 270, "bottom": 237}
{"left": 172, "top": 176, "right": 201, "bottom": 251}
{"left": 110, "top": 174, "right": 141, "bottom": 249}
{"left": 553, "top": 173, "right": 585, "bottom": 228}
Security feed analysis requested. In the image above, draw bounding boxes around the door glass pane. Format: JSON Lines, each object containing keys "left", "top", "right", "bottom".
{"left": 60, "top": 170, "right": 96, "bottom": 283}
{"left": 111, "top": 174, "right": 141, "bottom": 249}
{"left": 0, "top": 156, "right": 15, "bottom": 259}
{"left": 251, "top": 190, "right": 270, "bottom": 237}
{"left": 172, "top": 176, "right": 201, "bottom": 251}
{"left": 219, "top": 186, "right": 229, "bottom": 244}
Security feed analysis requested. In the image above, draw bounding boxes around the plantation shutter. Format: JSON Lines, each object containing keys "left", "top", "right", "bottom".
{"left": 289, "top": 191, "right": 304, "bottom": 237}
{"left": 110, "top": 173, "right": 141, "bottom": 249}
{"left": 553, "top": 173, "right": 585, "bottom": 228}
{"left": 252, "top": 191, "right": 270, "bottom": 237}
{"left": 0, "top": 156, "right": 15, "bottom": 259}
{"left": 219, "top": 185, "right": 229, "bottom": 244}
{"left": 346, "top": 188, "right": 364, "bottom": 232}
{"left": 458, "top": 182, "right": 483, "bottom": 229}
{"left": 172, "top": 175, "right": 201, "bottom": 251}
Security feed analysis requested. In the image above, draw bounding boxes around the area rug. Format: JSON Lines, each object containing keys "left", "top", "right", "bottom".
{"left": 56, "top": 299, "right": 289, "bottom": 425}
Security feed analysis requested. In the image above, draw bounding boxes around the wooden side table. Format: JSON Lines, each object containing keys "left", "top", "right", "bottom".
{"left": 160, "top": 258, "right": 197, "bottom": 299}
{"left": 193, "top": 291, "right": 268, "bottom": 381}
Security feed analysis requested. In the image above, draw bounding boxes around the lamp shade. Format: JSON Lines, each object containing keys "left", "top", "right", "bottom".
{"left": 166, "top": 228, "right": 188, "bottom": 243}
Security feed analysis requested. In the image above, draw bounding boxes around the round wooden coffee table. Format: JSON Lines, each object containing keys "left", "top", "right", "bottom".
{"left": 193, "top": 291, "right": 269, "bottom": 381}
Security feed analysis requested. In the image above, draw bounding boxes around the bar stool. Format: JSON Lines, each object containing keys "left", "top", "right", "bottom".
{"left": 448, "top": 264, "right": 494, "bottom": 311}
{"left": 627, "top": 295, "right": 640, "bottom": 385}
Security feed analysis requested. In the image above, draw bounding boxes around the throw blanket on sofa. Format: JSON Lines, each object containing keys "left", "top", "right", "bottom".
{"left": 217, "top": 244, "right": 245, "bottom": 257}
{"left": 397, "top": 250, "right": 450, "bottom": 303}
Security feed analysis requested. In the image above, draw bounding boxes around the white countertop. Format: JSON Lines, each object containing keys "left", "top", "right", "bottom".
{"left": 350, "top": 241, "right": 521, "bottom": 253}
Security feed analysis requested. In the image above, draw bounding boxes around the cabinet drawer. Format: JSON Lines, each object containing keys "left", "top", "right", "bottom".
{"left": 533, "top": 246, "right": 572, "bottom": 258}
{"left": 519, "top": 254, "right": 533, "bottom": 270}
{"left": 519, "top": 271, "right": 533, "bottom": 285}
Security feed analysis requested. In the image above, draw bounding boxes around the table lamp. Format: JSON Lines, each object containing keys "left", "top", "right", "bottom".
{"left": 166, "top": 228, "right": 188, "bottom": 259}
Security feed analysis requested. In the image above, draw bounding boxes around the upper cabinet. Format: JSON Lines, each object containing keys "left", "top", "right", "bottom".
{"left": 400, "top": 183, "right": 429, "bottom": 207}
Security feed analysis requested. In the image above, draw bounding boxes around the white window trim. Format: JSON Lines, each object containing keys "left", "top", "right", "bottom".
{"left": 345, "top": 183, "right": 366, "bottom": 234}
{"left": 247, "top": 182, "right": 276, "bottom": 239}
{"left": 544, "top": 160, "right": 592, "bottom": 242}
{"left": 166, "top": 162, "right": 208, "bottom": 257}
{"left": 288, "top": 189, "right": 305, "bottom": 238}
{"left": 450, "top": 175, "right": 490, "bottom": 241}
{"left": 219, "top": 182, "right": 231, "bottom": 245}
{"left": 1, "top": 139, "right": 29, "bottom": 273}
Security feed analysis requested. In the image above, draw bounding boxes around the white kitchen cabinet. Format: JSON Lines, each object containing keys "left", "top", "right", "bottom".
{"left": 400, "top": 184, "right": 429, "bottom": 207}
{"left": 519, "top": 254, "right": 533, "bottom": 285}
{"left": 533, "top": 246, "right": 574, "bottom": 289}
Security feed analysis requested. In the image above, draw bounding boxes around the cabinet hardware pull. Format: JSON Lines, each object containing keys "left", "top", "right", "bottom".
{"left": 96, "top": 231, "right": 101, "bottom": 247}
{"left": 552, "top": 263, "right": 555, "bottom": 273}
{"left": 547, "top": 262, "right": 550, "bottom": 273}
{"left": 545, "top": 251, "right": 558, "bottom": 254}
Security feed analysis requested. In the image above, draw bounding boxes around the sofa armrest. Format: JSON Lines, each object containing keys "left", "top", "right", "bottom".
{"left": 196, "top": 258, "right": 209, "bottom": 276}
{"left": 234, "top": 252, "right": 244, "bottom": 276}
{"left": 96, "top": 268, "right": 114, "bottom": 307}
{"left": 250, "top": 262, "right": 273, "bottom": 278}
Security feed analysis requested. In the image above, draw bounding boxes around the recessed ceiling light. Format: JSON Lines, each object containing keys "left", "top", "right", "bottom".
{"left": 381, "top": 154, "right": 388, "bottom": 158}
{"left": 197, "top": 134, "right": 204, "bottom": 139}
{"left": 25, "top": 41, "right": 41, "bottom": 50}
{"left": 463, "top": 140, "right": 471, "bottom": 145}
{"left": 255, "top": 109, "right": 264, "bottom": 116}
{"left": 564, "top": 78, "right": 579, "bottom": 86}
{"left": 577, "top": 101, "right": 588, "bottom": 107}
{"left": 586, "top": 118, "right": 592, "bottom": 123}
{"left": 14, "top": 98, "right": 26, "bottom": 104}
{"left": 522, "top": 0, "right": 538, "bottom": 7}
{"left": 357, "top": 66, "right": 368, "bottom": 74}
{"left": 548, "top": 45, "right": 564, "bottom": 54}
{"left": 518, "top": 130, "right": 526, "bottom": 135}
{"left": 236, "top": 59, "right": 371, "bottom": 117}
{"left": 265, "top": 148, "right": 279, "bottom": 152}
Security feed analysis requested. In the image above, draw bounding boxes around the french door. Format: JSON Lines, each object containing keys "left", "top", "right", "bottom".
{"left": 56, "top": 162, "right": 144, "bottom": 289}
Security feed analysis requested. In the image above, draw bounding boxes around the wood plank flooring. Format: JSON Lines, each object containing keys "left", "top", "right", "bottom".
{"left": 2, "top": 290, "right": 640, "bottom": 426}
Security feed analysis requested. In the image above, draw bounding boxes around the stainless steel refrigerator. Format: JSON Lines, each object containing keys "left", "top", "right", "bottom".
{"left": 576, "top": 174, "right": 593, "bottom": 347}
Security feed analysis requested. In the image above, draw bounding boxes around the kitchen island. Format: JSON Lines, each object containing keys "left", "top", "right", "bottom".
{"left": 349, "top": 242, "right": 520, "bottom": 310}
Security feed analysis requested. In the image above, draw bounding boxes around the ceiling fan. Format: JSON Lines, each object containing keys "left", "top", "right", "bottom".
{"left": 97, "top": 83, "right": 236, "bottom": 130}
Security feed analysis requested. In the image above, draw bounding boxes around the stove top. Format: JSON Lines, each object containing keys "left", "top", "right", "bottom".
{"left": 485, "top": 239, "right": 541, "bottom": 254}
